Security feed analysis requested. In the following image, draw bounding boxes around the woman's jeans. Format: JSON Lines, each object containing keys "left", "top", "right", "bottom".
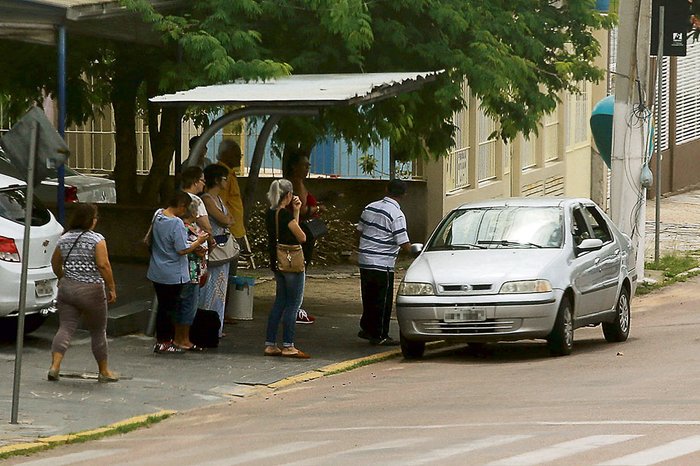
{"left": 153, "top": 282, "right": 183, "bottom": 343}
{"left": 265, "top": 270, "right": 305, "bottom": 347}
{"left": 178, "top": 283, "right": 199, "bottom": 325}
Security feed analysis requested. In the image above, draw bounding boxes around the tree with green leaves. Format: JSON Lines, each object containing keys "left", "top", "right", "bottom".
{"left": 125, "top": 0, "right": 613, "bottom": 215}
{"left": 0, "top": 0, "right": 615, "bottom": 208}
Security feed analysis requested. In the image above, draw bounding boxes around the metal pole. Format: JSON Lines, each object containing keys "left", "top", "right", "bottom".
{"left": 188, "top": 107, "right": 318, "bottom": 169}
{"left": 57, "top": 25, "right": 67, "bottom": 225}
{"left": 11, "top": 122, "right": 38, "bottom": 424}
{"left": 145, "top": 294, "right": 158, "bottom": 337}
{"left": 654, "top": 6, "right": 664, "bottom": 265}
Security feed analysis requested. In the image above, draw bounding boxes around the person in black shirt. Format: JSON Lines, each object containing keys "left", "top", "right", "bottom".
{"left": 263, "top": 179, "right": 310, "bottom": 358}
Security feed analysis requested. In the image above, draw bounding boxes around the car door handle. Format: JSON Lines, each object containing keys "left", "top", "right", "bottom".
{"left": 594, "top": 257, "right": 601, "bottom": 265}
{"left": 614, "top": 249, "right": 620, "bottom": 255}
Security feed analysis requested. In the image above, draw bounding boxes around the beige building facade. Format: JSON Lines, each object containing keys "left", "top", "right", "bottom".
{"left": 420, "top": 29, "right": 611, "bottom": 239}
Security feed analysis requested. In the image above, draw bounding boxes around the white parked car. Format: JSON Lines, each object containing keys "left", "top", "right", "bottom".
{"left": 396, "top": 197, "right": 637, "bottom": 359}
{"left": 0, "top": 148, "right": 116, "bottom": 205}
{"left": 0, "top": 173, "right": 63, "bottom": 336}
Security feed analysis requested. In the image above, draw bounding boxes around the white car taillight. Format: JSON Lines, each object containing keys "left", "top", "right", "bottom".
{"left": 0, "top": 236, "right": 20, "bottom": 262}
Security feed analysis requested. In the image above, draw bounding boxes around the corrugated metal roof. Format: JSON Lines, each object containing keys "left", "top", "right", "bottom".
{"left": 0, "top": 0, "right": 183, "bottom": 45}
{"left": 26, "top": 0, "right": 113, "bottom": 7}
{"left": 150, "top": 72, "right": 442, "bottom": 107}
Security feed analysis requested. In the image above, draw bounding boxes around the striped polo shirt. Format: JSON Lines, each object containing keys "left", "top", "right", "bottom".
{"left": 357, "top": 196, "right": 410, "bottom": 272}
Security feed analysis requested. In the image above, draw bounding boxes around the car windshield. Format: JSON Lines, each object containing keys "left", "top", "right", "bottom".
{"left": 427, "top": 205, "right": 564, "bottom": 250}
{"left": 0, "top": 187, "right": 51, "bottom": 226}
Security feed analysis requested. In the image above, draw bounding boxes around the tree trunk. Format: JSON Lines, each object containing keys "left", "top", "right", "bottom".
{"left": 243, "top": 115, "right": 281, "bottom": 229}
{"left": 111, "top": 51, "right": 144, "bottom": 205}
{"left": 140, "top": 77, "right": 183, "bottom": 204}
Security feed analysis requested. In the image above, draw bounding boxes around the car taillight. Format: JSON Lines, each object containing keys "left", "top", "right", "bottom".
{"left": 0, "top": 236, "right": 20, "bottom": 262}
{"left": 65, "top": 186, "right": 78, "bottom": 203}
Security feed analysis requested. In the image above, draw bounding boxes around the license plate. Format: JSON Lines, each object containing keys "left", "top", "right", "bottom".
{"left": 444, "top": 306, "right": 487, "bottom": 322}
{"left": 35, "top": 279, "right": 54, "bottom": 298}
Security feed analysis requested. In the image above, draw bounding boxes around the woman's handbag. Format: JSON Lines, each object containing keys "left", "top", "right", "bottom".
{"left": 276, "top": 209, "right": 305, "bottom": 273}
{"left": 208, "top": 233, "right": 240, "bottom": 267}
{"left": 302, "top": 217, "right": 328, "bottom": 240}
{"left": 198, "top": 271, "right": 209, "bottom": 288}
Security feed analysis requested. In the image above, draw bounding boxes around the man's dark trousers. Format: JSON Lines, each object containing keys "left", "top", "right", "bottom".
{"left": 359, "top": 268, "right": 395, "bottom": 339}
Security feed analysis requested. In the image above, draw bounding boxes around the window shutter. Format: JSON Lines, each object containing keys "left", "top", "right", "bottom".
{"left": 676, "top": 40, "right": 700, "bottom": 145}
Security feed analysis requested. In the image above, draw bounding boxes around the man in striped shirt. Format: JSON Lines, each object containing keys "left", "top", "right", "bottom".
{"left": 357, "top": 179, "right": 412, "bottom": 346}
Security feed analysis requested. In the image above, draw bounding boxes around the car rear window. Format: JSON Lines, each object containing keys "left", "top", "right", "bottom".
{"left": 0, "top": 187, "right": 51, "bottom": 226}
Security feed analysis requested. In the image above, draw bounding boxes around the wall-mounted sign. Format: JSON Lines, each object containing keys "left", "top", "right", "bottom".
{"left": 651, "top": 0, "right": 689, "bottom": 56}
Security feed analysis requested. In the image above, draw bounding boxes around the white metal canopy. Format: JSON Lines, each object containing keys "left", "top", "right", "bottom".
{"left": 0, "top": 0, "right": 182, "bottom": 45}
{"left": 149, "top": 71, "right": 442, "bottom": 107}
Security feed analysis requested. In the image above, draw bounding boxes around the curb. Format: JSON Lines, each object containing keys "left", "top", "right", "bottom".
{"left": 267, "top": 347, "right": 403, "bottom": 390}
{"left": 0, "top": 410, "right": 175, "bottom": 458}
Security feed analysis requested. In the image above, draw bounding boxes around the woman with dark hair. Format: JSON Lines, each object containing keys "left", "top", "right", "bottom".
{"left": 199, "top": 164, "right": 236, "bottom": 338}
{"left": 283, "top": 149, "right": 327, "bottom": 324}
{"left": 263, "top": 179, "right": 309, "bottom": 358}
{"left": 49, "top": 203, "right": 118, "bottom": 382}
{"left": 148, "top": 191, "right": 209, "bottom": 354}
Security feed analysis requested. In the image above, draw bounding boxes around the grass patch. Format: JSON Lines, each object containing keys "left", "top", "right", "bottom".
{"left": 645, "top": 254, "right": 699, "bottom": 277}
{"left": 0, "top": 412, "right": 172, "bottom": 461}
{"left": 637, "top": 253, "right": 700, "bottom": 296}
{"left": 323, "top": 352, "right": 400, "bottom": 376}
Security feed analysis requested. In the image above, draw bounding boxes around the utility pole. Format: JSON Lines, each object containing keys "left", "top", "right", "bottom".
{"left": 610, "top": 0, "right": 652, "bottom": 280}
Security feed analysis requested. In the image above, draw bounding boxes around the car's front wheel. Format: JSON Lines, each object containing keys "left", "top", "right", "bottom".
{"left": 603, "top": 286, "right": 631, "bottom": 342}
{"left": 548, "top": 297, "right": 573, "bottom": 356}
{"left": 400, "top": 332, "right": 425, "bottom": 360}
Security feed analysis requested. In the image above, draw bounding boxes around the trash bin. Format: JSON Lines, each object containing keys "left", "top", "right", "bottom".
{"left": 226, "top": 276, "right": 255, "bottom": 320}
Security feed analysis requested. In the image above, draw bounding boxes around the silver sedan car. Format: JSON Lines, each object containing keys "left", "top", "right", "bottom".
{"left": 396, "top": 197, "right": 637, "bottom": 358}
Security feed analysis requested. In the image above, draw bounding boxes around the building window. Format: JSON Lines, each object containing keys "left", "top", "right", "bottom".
{"left": 542, "top": 108, "right": 560, "bottom": 162}
{"left": 477, "top": 108, "right": 496, "bottom": 181}
{"left": 446, "top": 81, "right": 470, "bottom": 191}
{"left": 573, "top": 83, "right": 590, "bottom": 145}
{"left": 521, "top": 135, "right": 536, "bottom": 170}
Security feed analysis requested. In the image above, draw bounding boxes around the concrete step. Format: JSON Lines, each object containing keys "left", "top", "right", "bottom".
{"left": 44, "top": 300, "right": 152, "bottom": 337}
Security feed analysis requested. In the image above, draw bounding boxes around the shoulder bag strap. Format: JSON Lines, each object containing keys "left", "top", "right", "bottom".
{"left": 144, "top": 209, "right": 160, "bottom": 245}
{"left": 275, "top": 208, "right": 281, "bottom": 245}
{"left": 64, "top": 230, "right": 88, "bottom": 265}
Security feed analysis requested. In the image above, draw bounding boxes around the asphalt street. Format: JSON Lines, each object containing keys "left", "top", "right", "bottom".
{"left": 1, "top": 188, "right": 699, "bottom": 456}
{"left": 5, "top": 273, "right": 700, "bottom": 465}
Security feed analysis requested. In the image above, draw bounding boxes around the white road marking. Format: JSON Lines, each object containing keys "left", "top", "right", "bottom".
{"left": 195, "top": 441, "right": 329, "bottom": 466}
{"left": 600, "top": 435, "right": 700, "bottom": 465}
{"left": 488, "top": 435, "right": 641, "bottom": 466}
{"left": 303, "top": 420, "right": 700, "bottom": 432}
{"left": 16, "top": 449, "right": 125, "bottom": 465}
{"left": 281, "top": 437, "right": 429, "bottom": 466}
{"left": 390, "top": 435, "right": 533, "bottom": 466}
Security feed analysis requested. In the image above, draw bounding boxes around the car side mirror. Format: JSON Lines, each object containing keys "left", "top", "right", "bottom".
{"left": 409, "top": 243, "right": 423, "bottom": 257}
{"left": 577, "top": 238, "right": 603, "bottom": 252}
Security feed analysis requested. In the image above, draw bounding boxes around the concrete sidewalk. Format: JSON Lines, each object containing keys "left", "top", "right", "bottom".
{"left": 0, "top": 263, "right": 397, "bottom": 450}
{"left": 645, "top": 189, "right": 700, "bottom": 258}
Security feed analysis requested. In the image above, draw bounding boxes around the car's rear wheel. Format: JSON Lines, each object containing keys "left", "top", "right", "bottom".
{"left": 603, "top": 286, "right": 631, "bottom": 342}
{"left": 0, "top": 313, "right": 48, "bottom": 339}
{"left": 400, "top": 332, "right": 425, "bottom": 359}
{"left": 548, "top": 297, "right": 573, "bottom": 356}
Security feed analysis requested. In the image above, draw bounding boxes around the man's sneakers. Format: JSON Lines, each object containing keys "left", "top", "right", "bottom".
{"left": 296, "top": 309, "right": 316, "bottom": 324}
{"left": 371, "top": 336, "right": 400, "bottom": 346}
{"left": 358, "top": 330, "right": 400, "bottom": 346}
